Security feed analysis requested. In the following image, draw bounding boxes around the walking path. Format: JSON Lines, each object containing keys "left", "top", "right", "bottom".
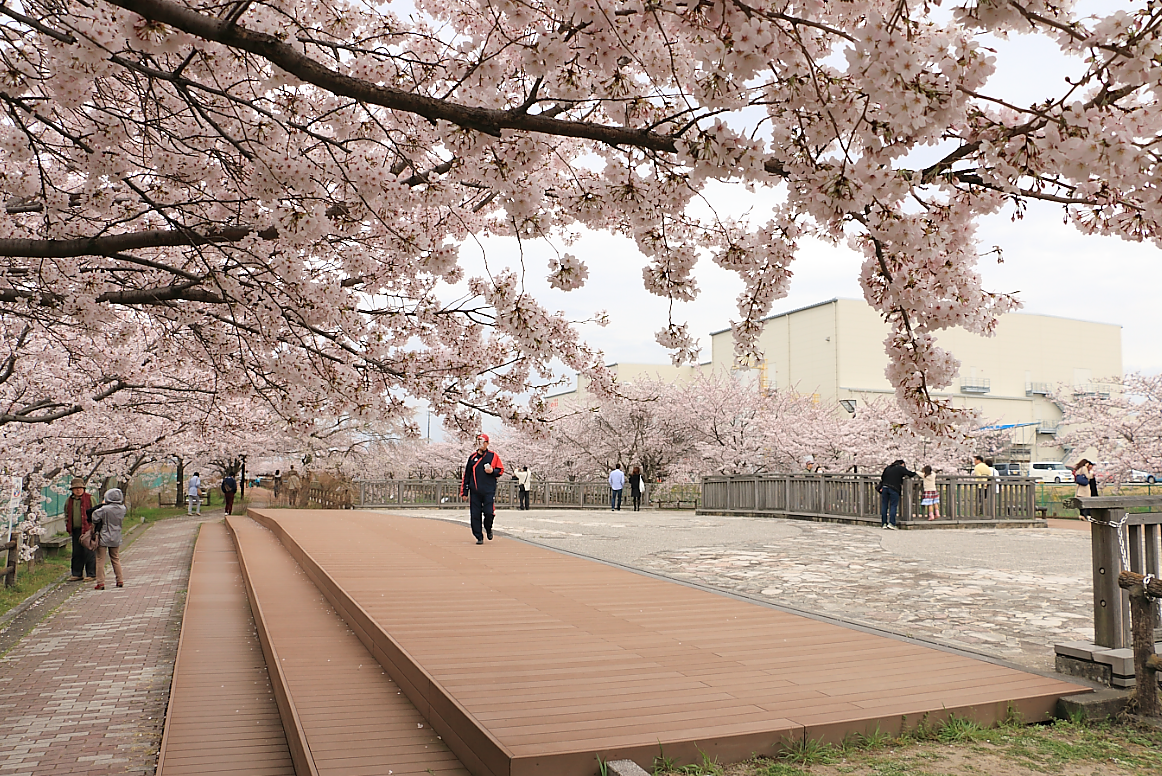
{"left": 392, "top": 508, "right": 1096, "bottom": 674}
{"left": 0, "top": 514, "right": 206, "bottom": 776}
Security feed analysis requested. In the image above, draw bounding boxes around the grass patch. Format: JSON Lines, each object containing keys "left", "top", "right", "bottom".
{"left": 0, "top": 550, "right": 71, "bottom": 618}
{"left": 651, "top": 716, "right": 1162, "bottom": 776}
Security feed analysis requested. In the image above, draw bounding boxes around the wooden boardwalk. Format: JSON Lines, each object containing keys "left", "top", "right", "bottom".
{"left": 233, "top": 509, "right": 1088, "bottom": 776}
{"left": 156, "top": 521, "right": 294, "bottom": 776}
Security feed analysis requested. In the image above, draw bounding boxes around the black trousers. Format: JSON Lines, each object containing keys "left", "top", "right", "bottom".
{"left": 518, "top": 488, "right": 529, "bottom": 510}
{"left": 631, "top": 491, "right": 641, "bottom": 511}
{"left": 469, "top": 491, "right": 495, "bottom": 540}
{"left": 70, "top": 528, "right": 96, "bottom": 578}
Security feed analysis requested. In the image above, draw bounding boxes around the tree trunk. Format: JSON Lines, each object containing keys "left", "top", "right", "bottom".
{"left": 175, "top": 458, "right": 185, "bottom": 507}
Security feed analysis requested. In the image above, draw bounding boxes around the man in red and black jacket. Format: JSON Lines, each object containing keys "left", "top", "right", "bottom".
{"left": 64, "top": 477, "right": 96, "bottom": 581}
{"left": 461, "top": 434, "right": 504, "bottom": 544}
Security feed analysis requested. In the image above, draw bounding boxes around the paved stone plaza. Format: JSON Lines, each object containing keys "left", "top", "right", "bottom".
{"left": 395, "top": 508, "right": 1095, "bottom": 675}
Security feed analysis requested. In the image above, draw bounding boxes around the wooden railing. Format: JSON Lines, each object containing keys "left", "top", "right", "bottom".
{"left": 1065, "top": 496, "right": 1162, "bottom": 651}
{"left": 700, "top": 473, "right": 1039, "bottom": 523}
{"left": 355, "top": 479, "right": 650, "bottom": 509}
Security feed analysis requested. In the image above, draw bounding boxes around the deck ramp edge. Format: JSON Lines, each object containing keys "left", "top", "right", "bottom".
{"left": 157, "top": 521, "right": 295, "bottom": 776}
{"left": 243, "top": 509, "right": 512, "bottom": 776}
{"left": 229, "top": 514, "right": 475, "bottom": 776}
{"left": 227, "top": 516, "right": 321, "bottom": 776}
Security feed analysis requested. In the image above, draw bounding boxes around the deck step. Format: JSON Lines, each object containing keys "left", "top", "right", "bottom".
{"left": 157, "top": 521, "right": 294, "bottom": 776}
{"left": 226, "top": 514, "right": 470, "bottom": 776}
{"left": 245, "top": 508, "right": 1091, "bottom": 776}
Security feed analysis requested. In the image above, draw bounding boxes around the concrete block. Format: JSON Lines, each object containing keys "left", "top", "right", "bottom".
{"left": 1111, "top": 674, "right": 1136, "bottom": 689}
{"left": 1056, "top": 688, "right": 1131, "bottom": 721}
{"left": 1054, "top": 641, "right": 1102, "bottom": 661}
{"left": 606, "top": 760, "right": 650, "bottom": 776}
{"left": 1092, "top": 648, "right": 1136, "bottom": 677}
{"left": 1055, "top": 654, "right": 1112, "bottom": 685}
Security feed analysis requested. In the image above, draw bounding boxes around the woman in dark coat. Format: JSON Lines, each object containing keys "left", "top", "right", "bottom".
{"left": 629, "top": 466, "right": 644, "bottom": 512}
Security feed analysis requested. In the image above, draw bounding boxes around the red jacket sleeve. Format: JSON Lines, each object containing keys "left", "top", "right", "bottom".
{"left": 489, "top": 452, "right": 504, "bottom": 479}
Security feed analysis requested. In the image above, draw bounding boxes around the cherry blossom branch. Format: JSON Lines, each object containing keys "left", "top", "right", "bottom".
{"left": 103, "top": 0, "right": 684, "bottom": 152}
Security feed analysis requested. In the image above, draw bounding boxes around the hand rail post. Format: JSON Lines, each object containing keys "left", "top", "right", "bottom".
{"left": 1092, "top": 507, "right": 1126, "bottom": 649}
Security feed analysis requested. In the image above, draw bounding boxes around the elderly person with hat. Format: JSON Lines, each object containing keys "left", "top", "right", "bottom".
{"left": 64, "top": 477, "right": 96, "bottom": 581}
{"left": 91, "top": 488, "right": 127, "bottom": 590}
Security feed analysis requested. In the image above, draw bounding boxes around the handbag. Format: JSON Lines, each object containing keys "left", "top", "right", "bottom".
{"left": 1074, "top": 473, "right": 1089, "bottom": 486}
{"left": 80, "top": 527, "right": 99, "bottom": 551}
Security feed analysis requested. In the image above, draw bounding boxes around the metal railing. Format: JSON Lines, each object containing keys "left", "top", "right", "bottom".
{"left": 701, "top": 473, "right": 1039, "bottom": 523}
{"left": 355, "top": 479, "right": 650, "bottom": 509}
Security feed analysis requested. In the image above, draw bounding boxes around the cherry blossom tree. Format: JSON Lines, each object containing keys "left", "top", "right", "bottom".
{"left": 491, "top": 374, "right": 1000, "bottom": 483}
{"left": 3, "top": 0, "right": 1160, "bottom": 448}
{"left": 1059, "top": 373, "right": 1162, "bottom": 480}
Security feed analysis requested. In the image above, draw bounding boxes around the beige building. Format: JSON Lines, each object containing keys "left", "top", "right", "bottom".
{"left": 548, "top": 299, "right": 1121, "bottom": 463}
{"left": 708, "top": 298, "right": 1122, "bottom": 462}
{"left": 545, "top": 362, "right": 701, "bottom": 412}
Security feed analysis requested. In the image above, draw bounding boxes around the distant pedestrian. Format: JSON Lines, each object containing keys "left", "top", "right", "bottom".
{"left": 921, "top": 465, "right": 941, "bottom": 521}
{"left": 461, "top": 434, "right": 504, "bottom": 544}
{"left": 273, "top": 469, "right": 282, "bottom": 499}
{"left": 91, "top": 487, "right": 126, "bottom": 590}
{"left": 878, "top": 459, "right": 916, "bottom": 529}
{"left": 1074, "top": 459, "right": 1095, "bottom": 517}
{"left": 64, "top": 477, "right": 96, "bottom": 581}
{"left": 514, "top": 466, "right": 532, "bottom": 510}
{"left": 609, "top": 465, "right": 625, "bottom": 511}
{"left": 221, "top": 472, "right": 238, "bottom": 516}
{"left": 286, "top": 467, "right": 302, "bottom": 506}
{"left": 187, "top": 472, "right": 202, "bottom": 516}
{"left": 972, "top": 454, "right": 991, "bottom": 514}
{"left": 629, "top": 466, "right": 644, "bottom": 512}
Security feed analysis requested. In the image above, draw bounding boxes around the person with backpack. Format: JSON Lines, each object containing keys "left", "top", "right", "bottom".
{"left": 221, "top": 473, "right": 238, "bottom": 516}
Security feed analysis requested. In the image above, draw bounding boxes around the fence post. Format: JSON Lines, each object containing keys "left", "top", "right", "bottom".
{"left": 1146, "top": 523, "right": 1161, "bottom": 624}
{"left": 1092, "top": 507, "right": 1126, "bottom": 649}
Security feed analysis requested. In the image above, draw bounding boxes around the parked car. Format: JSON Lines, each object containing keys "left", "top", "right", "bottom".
{"left": 1029, "top": 461, "right": 1074, "bottom": 483}
{"left": 993, "top": 463, "right": 1022, "bottom": 476}
{"left": 1130, "top": 469, "right": 1160, "bottom": 484}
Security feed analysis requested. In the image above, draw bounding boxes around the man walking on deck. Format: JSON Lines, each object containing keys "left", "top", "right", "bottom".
{"left": 461, "top": 434, "right": 505, "bottom": 544}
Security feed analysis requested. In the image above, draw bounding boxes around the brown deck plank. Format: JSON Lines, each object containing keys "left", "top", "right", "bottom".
{"left": 248, "top": 509, "right": 1088, "bottom": 776}
{"left": 226, "top": 515, "right": 472, "bottom": 776}
{"left": 156, "top": 521, "right": 295, "bottom": 776}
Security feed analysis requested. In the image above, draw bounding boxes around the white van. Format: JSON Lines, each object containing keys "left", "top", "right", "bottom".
{"left": 1029, "top": 461, "right": 1074, "bottom": 483}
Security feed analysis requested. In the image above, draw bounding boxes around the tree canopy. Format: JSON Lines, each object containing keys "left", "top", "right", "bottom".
{"left": 2, "top": 0, "right": 1158, "bottom": 457}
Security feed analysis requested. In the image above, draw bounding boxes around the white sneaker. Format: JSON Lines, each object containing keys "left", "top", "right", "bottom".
{"left": 886, "top": 524, "right": 897, "bottom": 530}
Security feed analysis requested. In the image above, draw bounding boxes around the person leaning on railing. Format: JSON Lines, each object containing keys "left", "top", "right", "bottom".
{"left": 878, "top": 460, "right": 916, "bottom": 530}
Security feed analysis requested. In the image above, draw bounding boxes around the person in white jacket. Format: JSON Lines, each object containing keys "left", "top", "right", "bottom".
{"left": 514, "top": 466, "right": 533, "bottom": 510}
{"left": 609, "top": 465, "right": 626, "bottom": 512}
{"left": 187, "top": 472, "right": 201, "bottom": 515}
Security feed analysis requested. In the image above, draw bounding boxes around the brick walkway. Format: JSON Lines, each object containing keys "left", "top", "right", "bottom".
{"left": 0, "top": 514, "right": 207, "bottom": 776}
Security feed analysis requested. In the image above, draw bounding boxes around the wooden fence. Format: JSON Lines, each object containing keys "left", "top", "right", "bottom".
{"left": 354, "top": 479, "right": 651, "bottom": 510}
{"left": 700, "top": 473, "right": 1039, "bottom": 524}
